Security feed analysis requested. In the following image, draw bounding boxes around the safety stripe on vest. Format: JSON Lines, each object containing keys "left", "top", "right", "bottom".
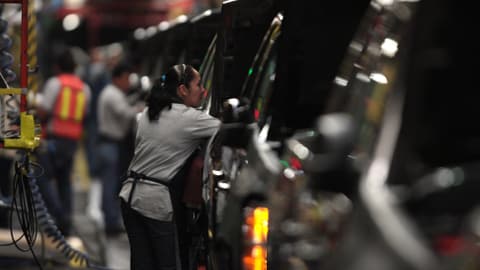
{"left": 74, "top": 91, "right": 85, "bottom": 121}
{"left": 60, "top": 87, "right": 71, "bottom": 120}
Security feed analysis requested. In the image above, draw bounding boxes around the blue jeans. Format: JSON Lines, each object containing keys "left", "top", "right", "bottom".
{"left": 98, "top": 140, "right": 122, "bottom": 229}
{"left": 85, "top": 119, "right": 100, "bottom": 178}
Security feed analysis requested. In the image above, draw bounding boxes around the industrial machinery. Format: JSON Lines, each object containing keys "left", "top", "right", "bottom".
{"left": 0, "top": 1, "right": 103, "bottom": 268}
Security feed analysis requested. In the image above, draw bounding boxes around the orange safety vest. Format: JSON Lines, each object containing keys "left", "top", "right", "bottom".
{"left": 50, "top": 74, "right": 87, "bottom": 140}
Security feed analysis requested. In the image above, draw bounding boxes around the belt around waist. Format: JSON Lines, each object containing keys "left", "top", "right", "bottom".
{"left": 98, "top": 134, "right": 121, "bottom": 143}
{"left": 125, "top": 170, "right": 170, "bottom": 205}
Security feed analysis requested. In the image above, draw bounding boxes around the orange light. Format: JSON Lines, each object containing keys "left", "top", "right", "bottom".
{"left": 243, "top": 245, "right": 267, "bottom": 270}
{"left": 243, "top": 207, "right": 269, "bottom": 270}
{"left": 253, "top": 207, "right": 269, "bottom": 243}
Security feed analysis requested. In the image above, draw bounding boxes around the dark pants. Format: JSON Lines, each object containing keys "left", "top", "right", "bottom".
{"left": 121, "top": 156, "right": 194, "bottom": 270}
{"left": 121, "top": 200, "right": 177, "bottom": 270}
{"left": 0, "top": 155, "right": 14, "bottom": 228}
{"left": 36, "top": 137, "right": 78, "bottom": 235}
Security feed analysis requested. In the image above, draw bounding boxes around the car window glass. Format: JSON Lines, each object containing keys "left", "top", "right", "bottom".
{"left": 199, "top": 36, "right": 217, "bottom": 112}
{"left": 253, "top": 53, "right": 277, "bottom": 129}
{"left": 326, "top": 2, "right": 418, "bottom": 166}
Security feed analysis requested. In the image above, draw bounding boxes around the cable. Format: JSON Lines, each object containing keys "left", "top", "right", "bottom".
{"left": 25, "top": 158, "right": 102, "bottom": 269}
{"left": 0, "top": 94, "right": 20, "bottom": 138}
{"left": 8, "top": 154, "right": 44, "bottom": 269}
{"left": 5, "top": 153, "right": 114, "bottom": 270}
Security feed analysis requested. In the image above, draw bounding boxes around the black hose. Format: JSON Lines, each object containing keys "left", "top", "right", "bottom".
{"left": 6, "top": 154, "right": 113, "bottom": 270}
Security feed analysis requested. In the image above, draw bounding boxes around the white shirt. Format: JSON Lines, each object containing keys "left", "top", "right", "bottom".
{"left": 97, "top": 83, "right": 139, "bottom": 140}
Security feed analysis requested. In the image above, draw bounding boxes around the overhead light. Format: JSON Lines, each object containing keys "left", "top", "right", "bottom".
{"left": 146, "top": 26, "right": 157, "bottom": 38}
{"left": 158, "top": 21, "right": 170, "bottom": 31}
{"left": 176, "top": 15, "right": 188, "bottom": 23}
{"left": 376, "top": 0, "right": 394, "bottom": 6}
{"left": 63, "top": 14, "right": 81, "bottom": 31}
{"left": 134, "top": 28, "right": 146, "bottom": 40}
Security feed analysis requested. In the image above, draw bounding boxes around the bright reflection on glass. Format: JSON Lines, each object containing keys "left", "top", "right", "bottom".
{"left": 349, "top": 41, "right": 363, "bottom": 53}
{"left": 212, "top": 169, "right": 224, "bottom": 176}
{"left": 63, "top": 14, "right": 80, "bottom": 31}
{"left": 334, "top": 76, "right": 348, "bottom": 87}
{"left": 356, "top": 72, "right": 371, "bottom": 83}
{"left": 134, "top": 28, "right": 147, "bottom": 40}
{"left": 283, "top": 168, "right": 296, "bottom": 179}
{"left": 218, "top": 181, "right": 231, "bottom": 190}
{"left": 158, "top": 21, "right": 170, "bottom": 31}
{"left": 289, "top": 140, "right": 310, "bottom": 160}
{"left": 227, "top": 98, "right": 240, "bottom": 108}
{"left": 365, "top": 158, "right": 389, "bottom": 188}
{"left": 415, "top": 167, "right": 465, "bottom": 197}
{"left": 381, "top": 38, "right": 399, "bottom": 57}
{"left": 140, "top": 76, "right": 151, "bottom": 90}
{"left": 258, "top": 121, "right": 270, "bottom": 143}
{"left": 370, "top": 72, "right": 388, "bottom": 84}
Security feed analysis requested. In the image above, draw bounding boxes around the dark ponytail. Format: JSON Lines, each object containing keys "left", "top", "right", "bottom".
{"left": 147, "top": 64, "right": 195, "bottom": 121}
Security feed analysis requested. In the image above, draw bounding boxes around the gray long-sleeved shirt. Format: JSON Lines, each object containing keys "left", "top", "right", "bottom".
{"left": 119, "top": 104, "right": 220, "bottom": 221}
{"left": 97, "top": 84, "right": 139, "bottom": 140}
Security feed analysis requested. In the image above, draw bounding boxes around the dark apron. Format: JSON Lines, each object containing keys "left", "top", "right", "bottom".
{"left": 123, "top": 152, "right": 197, "bottom": 270}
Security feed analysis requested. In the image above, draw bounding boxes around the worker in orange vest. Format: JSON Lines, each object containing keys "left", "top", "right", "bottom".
{"left": 35, "top": 47, "right": 91, "bottom": 236}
